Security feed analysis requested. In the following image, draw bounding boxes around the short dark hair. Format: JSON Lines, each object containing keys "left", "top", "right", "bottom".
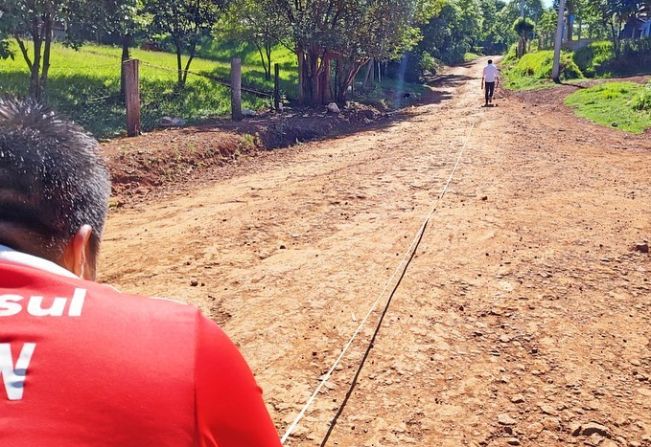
{"left": 488, "top": 59, "right": 493, "bottom": 64}
{"left": 0, "top": 98, "right": 110, "bottom": 259}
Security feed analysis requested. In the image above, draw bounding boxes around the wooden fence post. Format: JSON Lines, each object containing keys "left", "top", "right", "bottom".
{"left": 231, "top": 58, "right": 242, "bottom": 121}
{"left": 123, "top": 59, "right": 141, "bottom": 137}
{"left": 274, "top": 63, "right": 281, "bottom": 111}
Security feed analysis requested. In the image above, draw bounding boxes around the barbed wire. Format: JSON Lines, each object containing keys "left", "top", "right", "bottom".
{"left": 140, "top": 60, "right": 274, "bottom": 98}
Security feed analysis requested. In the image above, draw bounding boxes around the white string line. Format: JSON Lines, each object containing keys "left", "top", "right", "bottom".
{"left": 280, "top": 118, "right": 477, "bottom": 444}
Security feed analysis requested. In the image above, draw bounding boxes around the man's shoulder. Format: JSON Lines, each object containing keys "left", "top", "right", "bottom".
{"left": 0, "top": 259, "right": 202, "bottom": 327}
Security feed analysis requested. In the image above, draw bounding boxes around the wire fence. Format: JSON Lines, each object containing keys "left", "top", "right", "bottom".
{"left": 1, "top": 57, "right": 277, "bottom": 139}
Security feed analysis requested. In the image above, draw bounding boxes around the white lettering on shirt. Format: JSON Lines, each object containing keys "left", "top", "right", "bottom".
{"left": 0, "top": 342, "right": 36, "bottom": 400}
{"left": 0, "top": 288, "right": 87, "bottom": 317}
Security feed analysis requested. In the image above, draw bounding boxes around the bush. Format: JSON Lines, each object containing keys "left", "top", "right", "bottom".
{"left": 502, "top": 43, "right": 519, "bottom": 66}
{"left": 419, "top": 51, "right": 440, "bottom": 74}
{"left": 621, "top": 37, "right": 651, "bottom": 59}
{"left": 513, "top": 17, "right": 535, "bottom": 37}
{"left": 573, "top": 41, "right": 615, "bottom": 77}
{"left": 631, "top": 82, "right": 651, "bottom": 111}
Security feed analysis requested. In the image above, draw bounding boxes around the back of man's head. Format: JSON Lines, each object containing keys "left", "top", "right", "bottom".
{"left": 488, "top": 59, "right": 493, "bottom": 65}
{"left": 0, "top": 98, "right": 110, "bottom": 266}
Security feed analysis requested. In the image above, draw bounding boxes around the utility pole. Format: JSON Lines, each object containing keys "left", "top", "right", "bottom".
{"left": 551, "top": 0, "right": 567, "bottom": 83}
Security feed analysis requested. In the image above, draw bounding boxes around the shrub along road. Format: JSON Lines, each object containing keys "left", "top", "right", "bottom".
{"left": 101, "top": 57, "right": 651, "bottom": 447}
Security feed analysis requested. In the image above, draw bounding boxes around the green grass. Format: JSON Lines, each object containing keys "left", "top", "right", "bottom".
{"left": 0, "top": 41, "right": 291, "bottom": 138}
{"left": 565, "top": 82, "right": 651, "bottom": 134}
{"left": 0, "top": 39, "right": 429, "bottom": 138}
{"left": 464, "top": 52, "right": 481, "bottom": 62}
{"left": 503, "top": 50, "right": 583, "bottom": 90}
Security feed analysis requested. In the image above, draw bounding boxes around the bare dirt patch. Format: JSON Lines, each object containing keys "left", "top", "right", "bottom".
{"left": 102, "top": 105, "right": 402, "bottom": 206}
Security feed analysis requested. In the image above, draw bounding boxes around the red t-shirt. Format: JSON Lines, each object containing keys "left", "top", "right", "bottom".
{"left": 0, "top": 257, "right": 281, "bottom": 447}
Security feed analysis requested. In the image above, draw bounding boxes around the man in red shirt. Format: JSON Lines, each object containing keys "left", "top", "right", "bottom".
{"left": 0, "top": 98, "right": 282, "bottom": 446}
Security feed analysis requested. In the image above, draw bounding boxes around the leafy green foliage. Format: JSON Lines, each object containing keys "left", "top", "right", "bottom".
{"left": 573, "top": 39, "right": 651, "bottom": 77}
{"left": 266, "top": 0, "right": 439, "bottom": 104}
{"left": 573, "top": 41, "right": 615, "bottom": 76}
{"left": 513, "top": 17, "right": 535, "bottom": 36}
{"left": 144, "top": 0, "right": 228, "bottom": 86}
{"left": 216, "top": 0, "right": 287, "bottom": 80}
{"left": 501, "top": 43, "right": 519, "bottom": 65}
{"left": 565, "top": 82, "right": 651, "bottom": 134}
{"left": 98, "top": 0, "right": 151, "bottom": 42}
{"left": 536, "top": 9, "right": 557, "bottom": 49}
{"left": 464, "top": 52, "right": 481, "bottom": 61}
{"left": 418, "top": 1, "right": 477, "bottom": 65}
{"left": 631, "top": 82, "right": 651, "bottom": 112}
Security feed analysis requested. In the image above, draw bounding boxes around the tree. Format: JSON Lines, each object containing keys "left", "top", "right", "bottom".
{"left": 419, "top": 0, "right": 478, "bottom": 64}
{"left": 145, "top": 0, "right": 227, "bottom": 88}
{"left": 97, "top": 0, "right": 150, "bottom": 96}
{"left": 537, "top": 9, "right": 557, "bottom": 48}
{"left": 0, "top": 28, "right": 12, "bottom": 60}
{"left": 269, "top": 0, "right": 438, "bottom": 105}
{"left": 457, "top": 0, "right": 483, "bottom": 51}
{"left": 0, "top": 0, "right": 92, "bottom": 99}
{"left": 595, "top": 0, "right": 640, "bottom": 57}
{"left": 478, "top": 0, "right": 511, "bottom": 54}
{"left": 330, "top": 0, "right": 432, "bottom": 104}
{"left": 220, "top": 0, "right": 286, "bottom": 80}
{"left": 513, "top": 17, "right": 535, "bottom": 56}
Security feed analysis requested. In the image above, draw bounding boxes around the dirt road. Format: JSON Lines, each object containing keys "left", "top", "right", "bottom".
{"left": 102, "top": 58, "right": 651, "bottom": 447}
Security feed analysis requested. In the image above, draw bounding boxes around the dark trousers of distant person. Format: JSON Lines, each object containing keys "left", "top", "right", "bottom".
{"left": 485, "top": 82, "right": 495, "bottom": 104}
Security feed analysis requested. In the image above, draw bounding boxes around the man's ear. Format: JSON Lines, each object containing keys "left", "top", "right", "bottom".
{"left": 62, "top": 225, "right": 96, "bottom": 280}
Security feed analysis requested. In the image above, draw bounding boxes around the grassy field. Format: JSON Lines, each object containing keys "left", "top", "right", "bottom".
{"left": 0, "top": 41, "right": 295, "bottom": 138}
{"left": 0, "top": 40, "right": 428, "bottom": 138}
{"left": 565, "top": 82, "right": 651, "bottom": 134}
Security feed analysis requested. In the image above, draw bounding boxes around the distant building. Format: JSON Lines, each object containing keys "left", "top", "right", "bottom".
{"left": 620, "top": 17, "right": 651, "bottom": 39}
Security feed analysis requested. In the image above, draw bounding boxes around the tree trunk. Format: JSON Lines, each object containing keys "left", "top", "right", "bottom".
{"left": 318, "top": 55, "right": 331, "bottom": 104}
{"left": 518, "top": 37, "right": 526, "bottom": 57}
{"left": 27, "top": 17, "right": 43, "bottom": 100}
{"left": 182, "top": 43, "right": 196, "bottom": 86}
{"left": 255, "top": 43, "right": 270, "bottom": 80}
{"left": 297, "top": 46, "right": 305, "bottom": 104}
{"left": 175, "top": 43, "right": 184, "bottom": 88}
{"left": 334, "top": 58, "right": 366, "bottom": 105}
{"left": 363, "top": 58, "right": 373, "bottom": 88}
{"left": 39, "top": 14, "right": 53, "bottom": 98}
{"left": 120, "top": 34, "right": 131, "bottom": 97}
{"left": 265, "top": 43, "right": 273, "bottom": 82}
{"left": 308, "top": 48, "right": 320, "bottom": 106}
{"left": 610, "top": 21, "right": 620, "bottom": 58}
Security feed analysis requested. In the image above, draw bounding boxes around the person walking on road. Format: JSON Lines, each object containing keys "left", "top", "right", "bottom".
{"left": 0, "top": 98, "right": 282, "bottom": 447}
{"left": 482, "top": 59, "right": 500, "bottom": 106}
